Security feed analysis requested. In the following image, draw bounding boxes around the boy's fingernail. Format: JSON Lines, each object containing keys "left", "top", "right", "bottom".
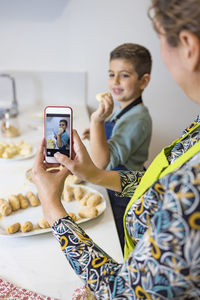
{"left": 54, "top": 152, "right": 60, "bottom": 158}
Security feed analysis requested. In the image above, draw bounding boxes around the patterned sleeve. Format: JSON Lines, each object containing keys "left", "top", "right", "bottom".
{"left": 52, "top": 157, "right": 200, "bottom": 299}
{"left": 116, "top": 170, "right": 145, "bottom": 198}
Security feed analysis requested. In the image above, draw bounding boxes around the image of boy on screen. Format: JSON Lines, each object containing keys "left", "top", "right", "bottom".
{"left": 54, "top": 119, "right": 69, "bottom": 155}
{"left": 46, "top": 116, "right": 70, "bottom": 157}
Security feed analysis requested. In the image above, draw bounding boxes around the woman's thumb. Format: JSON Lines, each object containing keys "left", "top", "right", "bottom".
{"left": 54, "top": 152, "right": 71, "bottom": 168}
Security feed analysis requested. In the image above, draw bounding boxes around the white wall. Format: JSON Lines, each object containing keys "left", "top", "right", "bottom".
{"left": 0, "top": 0, "right": 198, "bottom": 165}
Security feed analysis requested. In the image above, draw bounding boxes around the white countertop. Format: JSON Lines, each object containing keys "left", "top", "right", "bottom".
{"left": 0, "top": 104, "right": 123, "bottom": 299}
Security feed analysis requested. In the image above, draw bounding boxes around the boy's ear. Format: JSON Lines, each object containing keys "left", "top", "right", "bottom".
{"left": 140, "top": 73, "right": 150, "bottom": 90}
{"left": 179, "top": 30, "right": 200, "bottom": 72}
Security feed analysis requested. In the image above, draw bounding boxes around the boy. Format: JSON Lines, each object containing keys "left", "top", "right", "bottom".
{"left": 82, "top": 43, "right": 152, "bottom": 251}
{"left": 54, "top": 119, "right": 69, "bottom": 155}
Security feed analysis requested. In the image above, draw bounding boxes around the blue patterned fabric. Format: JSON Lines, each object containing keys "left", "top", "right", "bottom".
{"left": 52, "top": 115, "right": 200, "bottom": 299}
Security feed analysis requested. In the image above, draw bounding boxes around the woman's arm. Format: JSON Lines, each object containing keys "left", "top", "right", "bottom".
{"left": 52, "top": 161, "right": 199, "bottom": 299}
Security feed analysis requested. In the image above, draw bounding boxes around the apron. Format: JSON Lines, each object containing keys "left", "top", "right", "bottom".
{"left": 105, "top": 95, "right": 143, "bottom": 170}
{"left": 123, "top": 122, "right": 200, "bottom": 259}
{"left": 105, "top": 96, "right": 143, "bottom": 251}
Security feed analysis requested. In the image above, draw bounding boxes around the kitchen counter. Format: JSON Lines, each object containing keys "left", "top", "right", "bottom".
{"left": 0, "top": 104, "right": 123, "bottom": 299}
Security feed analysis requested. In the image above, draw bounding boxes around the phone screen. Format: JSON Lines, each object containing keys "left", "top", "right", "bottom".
{"left": 45, "top": 107, "right": 72, "bottom": 161}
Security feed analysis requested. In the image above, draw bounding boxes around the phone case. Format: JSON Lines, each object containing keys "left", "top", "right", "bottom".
{"left": 44, "top": 106, "right": 73, "bottom": 163}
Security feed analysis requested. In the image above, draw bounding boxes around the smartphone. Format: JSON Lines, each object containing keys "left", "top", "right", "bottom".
{"left": 44, "top": 106, "right": 73, "bottom": 163}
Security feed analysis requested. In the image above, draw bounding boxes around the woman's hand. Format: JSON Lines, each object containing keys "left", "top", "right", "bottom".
{"left": 54, "top": 130, "right": 101, "bottom": 184}
{"left": 53, "top": 131, "right": 121, "bottom": 192}
{"left": 31, "top": 138, "right": 69, "bottom": 225}
{"left": 91, "top": 93, "right": 114, "bottom": 123}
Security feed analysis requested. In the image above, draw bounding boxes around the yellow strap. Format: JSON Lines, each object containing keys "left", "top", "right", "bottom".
{"left": 124, "top": 123, "right": 200, "bottom": 259}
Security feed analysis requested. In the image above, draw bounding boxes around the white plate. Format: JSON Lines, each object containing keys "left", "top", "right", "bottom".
{"left": 0, "top": 185, "right": 106, "bottom": 237}
{"left": 0, "top": 147, "right": 36, "bottom": 162}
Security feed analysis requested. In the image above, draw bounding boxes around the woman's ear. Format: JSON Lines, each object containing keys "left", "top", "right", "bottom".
{"left": 140, "top": 73, "right": 151, "bottom": 90}
{"left": 179, "top": 30, "right": 200, "bottom": 71}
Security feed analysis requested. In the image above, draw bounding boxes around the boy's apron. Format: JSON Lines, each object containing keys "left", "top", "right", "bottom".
{"left": 105, "top": 96, "right": 143, "bottom": 250}
{"left": 123, "top": 122, "right": 200, "bottom": 259}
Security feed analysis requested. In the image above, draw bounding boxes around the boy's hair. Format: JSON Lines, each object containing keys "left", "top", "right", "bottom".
{"left": 149, "top": 0, "right": 200, "bottom": 47}
{"left": 60, "top": 119, "right": 68, "bottom": 126}
{"left": 110, "top": 43, "right": 152, "bottom": 79}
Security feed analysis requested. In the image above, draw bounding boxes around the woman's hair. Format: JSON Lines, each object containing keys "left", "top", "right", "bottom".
{"left": 110, "top": 43, "right": 152, "bottom": 79}
{"left": 149, "top": 0, "right": 200, "bottom": 47}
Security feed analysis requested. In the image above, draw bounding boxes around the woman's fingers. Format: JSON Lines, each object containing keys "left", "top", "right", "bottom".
{"left": 73, "top": 130, "right": 87, "bottom": 153}
{"left": 35, "top": 138, "right": 45, "bottom": 165}
{"left": 54, "top": 130, "right": 86, "bottom": 170}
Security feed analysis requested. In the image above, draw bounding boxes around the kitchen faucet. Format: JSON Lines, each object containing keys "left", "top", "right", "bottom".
{"left": 0, "top": 73, "right": 18, "bottom": 119}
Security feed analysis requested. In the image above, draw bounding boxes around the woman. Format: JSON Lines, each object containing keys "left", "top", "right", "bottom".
{"left": 32, "top": 0, "right": 200, "bottom": 298}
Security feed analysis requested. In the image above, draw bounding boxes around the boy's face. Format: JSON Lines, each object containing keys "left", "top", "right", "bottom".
{"left": 108, "top": 58, "right": 143, "bottom": 108}
{"left": 59, "top": 121, "right": 67, "bottom": 131}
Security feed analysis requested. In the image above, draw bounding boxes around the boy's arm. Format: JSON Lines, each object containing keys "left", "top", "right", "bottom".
{"left": 90, "top": 118, "right": 110, "bottom": 169}
{"left": 90, "top": 94, "right": 113, "bottom": 169}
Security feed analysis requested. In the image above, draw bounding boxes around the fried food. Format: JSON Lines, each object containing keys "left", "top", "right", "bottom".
{"left": 79, "top": 192, "right": 93, "bottom": 206}
{"left": 87, "top": 194, "right": 102, "bottom": 208}
{"left": 0, "top": 201, "right": 12, "bottom": 216}
{"left": 21, "top": 221, "right": 34, "bottom": 233}
{"left": 26, "top": 191, "right": 39, "bottom": 207}
{"left": 8, "top": 195, "right": 20, "bottom": 211}
{"left": 68, "top": 212, "right": 78, "bottom": 222}
{"left": 73, "top": 186, "right": 84, "bottom": 201}
{"left": 96, "top": 92, "right": 110, "bottom": 102}
{"left": 78, "top": 207, "right": 98, "bottom": 219}
{"left": 63, "top": 185, "right": 73, "bottom": 202}
{"left": 64, "top": 174, "right": 82, "bottom": 185}
{"left": 0, "top": 140, "right": 32, "bottom": 159}
{"left": 6, "top": 223, "right": 20, "bottom": 234}
{"left": 17, "top": 193, "right": 29, "bottom": 209}
{"left": 38, "top": 218, "right": 50, "bottom": 229}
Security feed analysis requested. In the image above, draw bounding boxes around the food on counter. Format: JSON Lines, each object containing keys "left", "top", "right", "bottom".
{"left": 64, "top": 174, "right": 82, "bottom": 185}
{"left": 26, "top": 191, "right": 40, "bottom": 207}
{"left": 21, "top": 221, "right": 34, "bottom": 233}
{"left": 8, "top": 195, "right": 20, "bottom": 211}
{"left": 96, "top": 91, "right": 110, "bottom": 102}
{"left": 68, "top": 212, "right": 78, "bottom": 222}
{"left": 63, "top": 185, "right": 102, "bottom": 209}
{"left": 63, "top": 185, "right": 73, "bottom": 202}
{"left": 87, "top": 194, "right": 102, "bottom": 208}
{"left": 78, "top": 207, "right": 98, "bottom": 219}
{"left": 73, "top": 186, "right": 84, "bottom": 201}
{"left": 0, "top": 187, "right": 104, "bottom": 235}
{"left": 79, "top": 192, "right": 93, "bottom": 206}
{"left": 0, "top": 198, "right": 9, "bottom": 206}
{"left": 18, "top": 141, "right": 33, "bottom": 156}
{"left": 0, "top": 140, "right": 33, "bottom": 159}
{"left": 1, "top": 143, "right": 18, "bottom": 158}
{"left": 6, "top": 223, "right": 21, "bottom": 234}
{"left": 38, "top": 218, "right": 50, "bottom": 229}
{"left": 17, "top": 193, "right": 29, "bottom": 209}
{"left": 0, "top": 199, "right": 12, "bottom": 216}
{"left": 0, "top": 192, "right": 39, "bottom": 215}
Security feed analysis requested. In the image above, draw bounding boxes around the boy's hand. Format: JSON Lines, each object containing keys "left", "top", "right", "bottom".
{"left": 58, "top": 127, "right": 64, "bottom": 135}
{"left": 82, "top": 128, "right": 90, "bottom": 140}
{"left": 91, "top": 93, "right": 114, "bottom": 122}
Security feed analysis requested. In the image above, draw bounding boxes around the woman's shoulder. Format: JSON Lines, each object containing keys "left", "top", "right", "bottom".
{"left": 182, "top": 114, "right": 200, "bottom": 136}
{"left": 160, "top": 152, "right": 200, "bottom": 204}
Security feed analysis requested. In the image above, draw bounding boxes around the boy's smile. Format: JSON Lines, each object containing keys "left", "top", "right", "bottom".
{"left": 108, "top": 58, "right": 144, "bottom": 108}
